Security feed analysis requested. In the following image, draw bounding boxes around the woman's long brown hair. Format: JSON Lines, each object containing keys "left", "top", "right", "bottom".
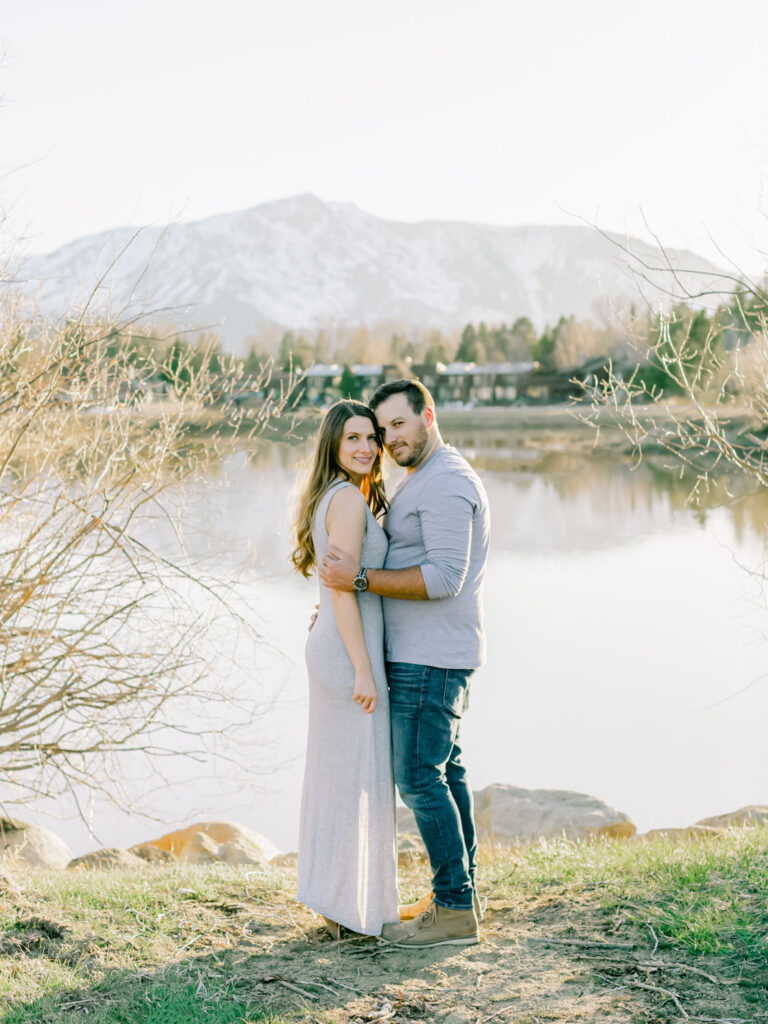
{"left": 290, "top": 400, "right": 388, "bottom": 578}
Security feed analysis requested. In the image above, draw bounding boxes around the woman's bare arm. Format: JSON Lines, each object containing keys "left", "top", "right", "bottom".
{"left": 325, "top": 486, "right": 377, "bottom": 713}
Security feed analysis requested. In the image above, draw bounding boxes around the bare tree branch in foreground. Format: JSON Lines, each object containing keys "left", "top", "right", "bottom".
{"left": 0, "top": 294, "right": 301, "bottom": 819}
{"left": 575, "top": 229, "right": 768, "bottom": 503}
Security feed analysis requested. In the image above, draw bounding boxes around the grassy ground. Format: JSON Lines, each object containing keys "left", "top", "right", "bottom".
{"left": 2, "top": 829, "right": 767, "bottom": 1023}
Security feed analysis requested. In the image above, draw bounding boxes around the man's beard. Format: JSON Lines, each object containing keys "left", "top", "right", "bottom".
{"left": 389, "top": 423, "right": 429, "bottom": 467}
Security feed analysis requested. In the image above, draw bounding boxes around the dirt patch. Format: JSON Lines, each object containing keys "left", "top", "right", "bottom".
{"left": 2, "top": 855, "right": 766, "bottom": 1023}
{"left": 185, "top": 868, "right": 766, "bottom": 1023}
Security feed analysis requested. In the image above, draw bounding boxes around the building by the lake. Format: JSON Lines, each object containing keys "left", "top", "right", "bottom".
{"left": 225, "top": 357, "right": 609, "bottom": 409}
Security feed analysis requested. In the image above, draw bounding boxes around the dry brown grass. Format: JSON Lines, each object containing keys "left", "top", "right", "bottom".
{"left": 2, "top": 831, "right": 767, "bottom": 1023}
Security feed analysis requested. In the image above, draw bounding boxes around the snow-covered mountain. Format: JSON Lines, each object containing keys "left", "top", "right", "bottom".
{"left": 12, "top": 194, "right": 726, "bottom": 352}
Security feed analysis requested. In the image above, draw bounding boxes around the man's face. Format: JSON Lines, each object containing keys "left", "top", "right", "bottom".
{"left": 374, "top": 393, "right": 432, "bottom": 468}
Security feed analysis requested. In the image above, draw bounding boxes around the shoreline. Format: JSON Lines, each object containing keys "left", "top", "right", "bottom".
{"left": 262, "top": 399, "right": 762, "bottom": 442}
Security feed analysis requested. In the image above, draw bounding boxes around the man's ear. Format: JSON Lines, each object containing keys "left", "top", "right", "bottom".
{"left": 424, "top": 406, "right": 435, "bottom": 428}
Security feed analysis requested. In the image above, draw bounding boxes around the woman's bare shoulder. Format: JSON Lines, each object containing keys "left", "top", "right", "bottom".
{"left": 327, "top": 482, "right": 366, "bottom": 515}
{"left": 325, "top": 483, "right": 367, "bottom": 541}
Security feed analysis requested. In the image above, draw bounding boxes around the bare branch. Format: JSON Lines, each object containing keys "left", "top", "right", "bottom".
{"left": 0, "top": 286, "right": 296, "bottom": 818}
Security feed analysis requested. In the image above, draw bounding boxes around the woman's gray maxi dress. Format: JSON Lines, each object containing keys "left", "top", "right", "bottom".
{"left": 297, "top": 480, "right": 399, "bottom": 935}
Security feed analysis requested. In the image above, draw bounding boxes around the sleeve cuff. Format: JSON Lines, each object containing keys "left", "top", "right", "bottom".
{"left": 420, "top": 562, "right": 447, "bottom": 600}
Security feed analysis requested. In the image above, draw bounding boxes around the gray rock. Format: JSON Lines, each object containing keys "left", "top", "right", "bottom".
{"left": 214, "top": 837, "right": 270, "bottom": 867}
{"left": 67, "top": 847, "right": 147, "bottom": 871}
{"left": 183, "top": 831, "right": 225, "bottom": 864}
{"left": 695, "top": 805, "right": 768, "bottom": 830}
{"left": 270, "top": 851, "right": 299, "bottom": 868}
{"left": 635, "top": 825, "right": 722, "bottom": 843}
{"left": 0, "top": 817, "right": 73, "bottom": 869}
{"left": 397, "top": 784, "right": 635, "bottom": 846}
{"left": 129, "top": 843, "right": 177, "bottom": 864}
{"left": 397, "top": 832, "right": 428, "bottom": 862}
{"left": 137, "top": 822, "right": 279, "bottom": 866}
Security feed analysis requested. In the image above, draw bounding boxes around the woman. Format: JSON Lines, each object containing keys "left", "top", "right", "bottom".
{"left": 291, "top": 400, "right": 399, "bottom": 938}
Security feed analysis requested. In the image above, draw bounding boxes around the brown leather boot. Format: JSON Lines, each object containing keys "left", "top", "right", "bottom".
{"left": 381, "top": 902, "right": 478, "bottom": 947}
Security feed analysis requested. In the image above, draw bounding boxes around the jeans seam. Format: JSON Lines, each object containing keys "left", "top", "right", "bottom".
{"left": 425, "top": 666, "right": 467, "bottom": 907}
{"left": 417, "top": 667, "right": 452, "bottom": 896}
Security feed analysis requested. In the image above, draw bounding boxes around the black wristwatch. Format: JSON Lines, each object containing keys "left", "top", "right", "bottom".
{"left": 353, "top": 567, "right": 369, "bottom": 592}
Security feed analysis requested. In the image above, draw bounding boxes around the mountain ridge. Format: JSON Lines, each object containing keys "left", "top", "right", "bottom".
{"left": 12, "top": 194, "right": 727, "bottom": 353}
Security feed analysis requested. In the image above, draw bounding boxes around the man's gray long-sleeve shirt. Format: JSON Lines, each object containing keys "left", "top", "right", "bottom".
{"left": 381, "top": 445, "right": 490, "bottom": 669}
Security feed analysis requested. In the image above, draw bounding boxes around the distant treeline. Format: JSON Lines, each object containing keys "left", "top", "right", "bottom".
{"left": 241, "top": 285, "right": 767, "bottom": 398}
{"left": 16, "top": 284, "right": 765, "bottom": 406}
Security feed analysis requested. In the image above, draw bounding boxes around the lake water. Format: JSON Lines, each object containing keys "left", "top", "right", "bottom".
{"left": 16, "top": 423, "right": 768, "bottom": 857}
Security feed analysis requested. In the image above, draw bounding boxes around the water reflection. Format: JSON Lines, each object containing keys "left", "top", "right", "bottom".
{"left": 13, "top": 425, "right": 768, "bottom": 856}
{"left": 207, "top": 432, "right": 768, "bottom": 562}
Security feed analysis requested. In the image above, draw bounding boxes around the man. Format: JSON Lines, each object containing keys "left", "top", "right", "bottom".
{"left": 319, "top": 378, "right": 490, "bottom": 947}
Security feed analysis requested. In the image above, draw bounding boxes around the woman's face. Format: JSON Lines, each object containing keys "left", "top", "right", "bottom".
{"left": 335, "top": 415, "right": 380, "bottom": 484}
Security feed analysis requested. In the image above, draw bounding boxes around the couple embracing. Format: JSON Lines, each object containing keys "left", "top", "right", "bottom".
{"left": 290, "top": 378, "right": 490, "bottom": 947}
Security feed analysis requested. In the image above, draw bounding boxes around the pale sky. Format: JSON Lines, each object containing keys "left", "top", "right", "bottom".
{"left": 2, "top": 0, "right": 768, "bottom": 272}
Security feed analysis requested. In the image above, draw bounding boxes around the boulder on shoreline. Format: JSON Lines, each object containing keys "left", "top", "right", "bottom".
{"left": 397, "top": 832, "right": 428, "bottom": 862}
{"left": 635, "top": 825, "right": 723, "bottom": 843}
{"left": 634, "top": 806, "right": 768, "bottom": 843}
{"left": 129, "top": 843, "right": 177, "bottom": 864}
{"left": 695, "top": 805, "right": 768, "bottom": 830}
{"left": 140, "top": 821, "right": 280, "bottom": 866}
{"left": 0, "top": 818, "right": 73, "bottom": 869}
{"left": 67, "top": 847, "right": 148, "bottom": 871}
{"left": 270, "top": 851, "right": 298, "bottom": 868}
{"left": 397, "top": 785, "right": 636, "bottom": 845}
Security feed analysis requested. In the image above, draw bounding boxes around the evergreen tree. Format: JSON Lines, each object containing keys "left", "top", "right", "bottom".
{"left": 197, "top": 334, "right": 223, "bottom": 374}
{"left": 508, "top": 317, "right": 538, "bottom": 361}
{"left": 477, "top": 322, "right": 490, "bottom": 362}
{"left": 339, "top": 364, "right": 363, "bottom": 400}
{"left": 400, "top": 339, "right": 417, "bottom": 362}
{"left": 277, "top": 332, "right": 296, "bottom": 372}
{"left": 159, "top": 340, "right": 194, "bottom": 390}
{"left": 633, "top": 303, "right": 720, "bottom": 396}
{"left": 423, "top": 329, "right": 449, "bottom": 364}
{"left": 532, "top": 320, "right": 562, "bottom": 372}
{"left": 455, "top": 324, "right": 486, "bottom": 362}
{"left": 455, "top": 324, "right": 476, "bottom": 361}
{"left": 488, "top": 325, "right": 512, "bottom": 361}
{"left": 243, "top": 346, "right": 271, "bottom": 376}
{"left": 423, "top": 339, "right": 449, "bottom": 364}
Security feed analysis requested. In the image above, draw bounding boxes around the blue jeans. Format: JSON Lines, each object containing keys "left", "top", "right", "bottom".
{"left": 387, "top": 662, "right": 477, "bottom": 911}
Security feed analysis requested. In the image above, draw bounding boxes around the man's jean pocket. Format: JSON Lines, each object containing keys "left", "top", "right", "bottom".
{"left": 443, "top": 671, "right": 470, "bottom": 718}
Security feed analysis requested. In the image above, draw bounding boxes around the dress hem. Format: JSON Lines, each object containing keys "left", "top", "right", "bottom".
{"left": 297, "top": 894, "right": 399, "bottom": 937}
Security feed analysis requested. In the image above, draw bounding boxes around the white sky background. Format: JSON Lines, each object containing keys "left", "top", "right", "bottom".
{"left": 2, "top": 0, "right": 768, "bottom": 272}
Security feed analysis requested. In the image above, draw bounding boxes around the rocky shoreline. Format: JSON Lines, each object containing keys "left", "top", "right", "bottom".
{"left": 2, "top": 784, "right": 766, "bottom": 872}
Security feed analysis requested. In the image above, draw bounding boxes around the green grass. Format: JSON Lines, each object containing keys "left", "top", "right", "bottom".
{"left": 0, "top": 985, "right": 284, "bottom": 1024}
{"left": 2, "top": 829, "right": 768, "bottom": 1022}
{"left": 0, "top": 863, "right": 299, "bottom": 1023}
{"left": 481, "top": 826, "right": 768, "bottom": 964}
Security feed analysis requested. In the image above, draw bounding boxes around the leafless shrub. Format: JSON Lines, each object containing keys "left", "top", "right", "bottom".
{"left": 575, "top": 225, "right": 768, "bottom": 503}
{"left": 0, "top": 296, "right": 299, "bottom": 816}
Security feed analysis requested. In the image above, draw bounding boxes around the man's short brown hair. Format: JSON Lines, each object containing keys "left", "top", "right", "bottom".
{"left": 369, "top": 378, "right": 435, "bottom": 414}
